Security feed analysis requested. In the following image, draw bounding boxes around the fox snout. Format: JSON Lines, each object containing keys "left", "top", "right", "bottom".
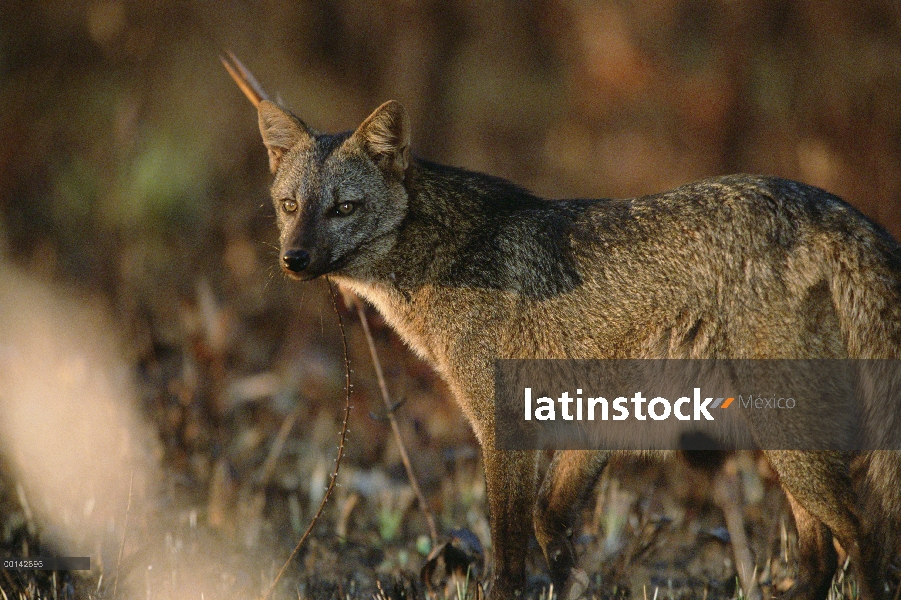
{"left": 281, "top": 248, "right": 312, "bottom": 277}
{"left": 280, "top": 243, "right": 345, "bottom": 280}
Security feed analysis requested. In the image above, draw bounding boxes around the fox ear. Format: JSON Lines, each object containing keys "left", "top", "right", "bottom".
{"left": 353, "top": 100, "right": 411, "bottom": 177}
{"left": 257, "top": 100, "right": 311, "bottom": 173}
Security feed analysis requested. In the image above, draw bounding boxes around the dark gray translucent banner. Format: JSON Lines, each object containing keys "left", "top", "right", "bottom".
{"left": 494, "top": 360, "right": 901, "bottom": 451}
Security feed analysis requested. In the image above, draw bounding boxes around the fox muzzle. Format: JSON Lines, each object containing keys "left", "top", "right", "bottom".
{"left": 282, "top": 249, "right": 311, "bottom": 273}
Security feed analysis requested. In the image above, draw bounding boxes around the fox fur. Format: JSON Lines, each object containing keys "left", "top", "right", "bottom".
{"left": 224, "top": 55, "right": 901, "bottom": 600}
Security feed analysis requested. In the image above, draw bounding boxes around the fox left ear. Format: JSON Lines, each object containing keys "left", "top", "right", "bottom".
{"left": 353, "top": 100, "right": 410, "bottom": 177}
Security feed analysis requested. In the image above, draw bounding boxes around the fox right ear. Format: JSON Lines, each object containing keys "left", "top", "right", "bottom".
{"left": 258, "top": 100, "right": 312, "bottom": 173}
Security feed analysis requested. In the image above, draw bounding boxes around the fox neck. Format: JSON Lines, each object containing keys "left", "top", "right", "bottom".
{"left": 332, "top": 158, "right": 585, "bottom": 365}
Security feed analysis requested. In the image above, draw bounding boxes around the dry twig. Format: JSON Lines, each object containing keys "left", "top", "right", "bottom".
{"left": 260, "top": 277, "right": 352, "bottom": 600}
{"left": 351, "top": 294, "right": 440, "bottom": 544}
{"left": 112, "top": 470, "right": 133, "bottom": 600}
{"left": 713, "top": 456, "right": 761, "bottom": 600}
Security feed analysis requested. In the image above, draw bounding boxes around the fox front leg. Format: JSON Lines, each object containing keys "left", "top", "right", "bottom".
{"left": 534, "top": 450, "right": 612, "bottom": 593}
{"left": 482, "top": 446, "right": 540, "bottom": 599}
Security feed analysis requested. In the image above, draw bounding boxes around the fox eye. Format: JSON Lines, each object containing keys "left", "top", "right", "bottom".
{"left": 335, "top": 201, "right": 357, "bottom": 216}
{"left": 281, "top": 199, "right": 298, "bottom": 213}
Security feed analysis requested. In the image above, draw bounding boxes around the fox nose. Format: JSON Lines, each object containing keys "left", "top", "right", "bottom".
{"left": 282, "top": 249, "right": 311, "bottom": 273}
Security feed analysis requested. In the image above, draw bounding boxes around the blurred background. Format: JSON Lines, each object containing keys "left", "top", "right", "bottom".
{"left": 1, "top": 1, "right": 900, "bottom": 598}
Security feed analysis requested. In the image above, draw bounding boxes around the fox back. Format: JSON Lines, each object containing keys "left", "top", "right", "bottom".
{"left": 227, "top": 58, "right": 901, "bottom": 600}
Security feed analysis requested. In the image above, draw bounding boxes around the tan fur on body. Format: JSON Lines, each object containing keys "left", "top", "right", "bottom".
{"left": 223, "top": 55, "right": 901, "bottom": 599}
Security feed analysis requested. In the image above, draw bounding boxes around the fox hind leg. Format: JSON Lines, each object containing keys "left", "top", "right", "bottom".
{"left": 767, "top": 450, "right": 886, "bottom": 600}
{"left": 781, "top": 489, "right": 838, "bottom": 600}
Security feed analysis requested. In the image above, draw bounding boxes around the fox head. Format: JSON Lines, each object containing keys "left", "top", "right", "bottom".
{"left": 256, "top": 99, "right": 411, "bottom": 281}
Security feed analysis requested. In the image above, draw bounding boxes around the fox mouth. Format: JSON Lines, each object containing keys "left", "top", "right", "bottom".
{"left": 280, "top": 255, "right": 350, "bottom": 281}
{"left": 281, "top": 268, "right": 319, "bottom": 281}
